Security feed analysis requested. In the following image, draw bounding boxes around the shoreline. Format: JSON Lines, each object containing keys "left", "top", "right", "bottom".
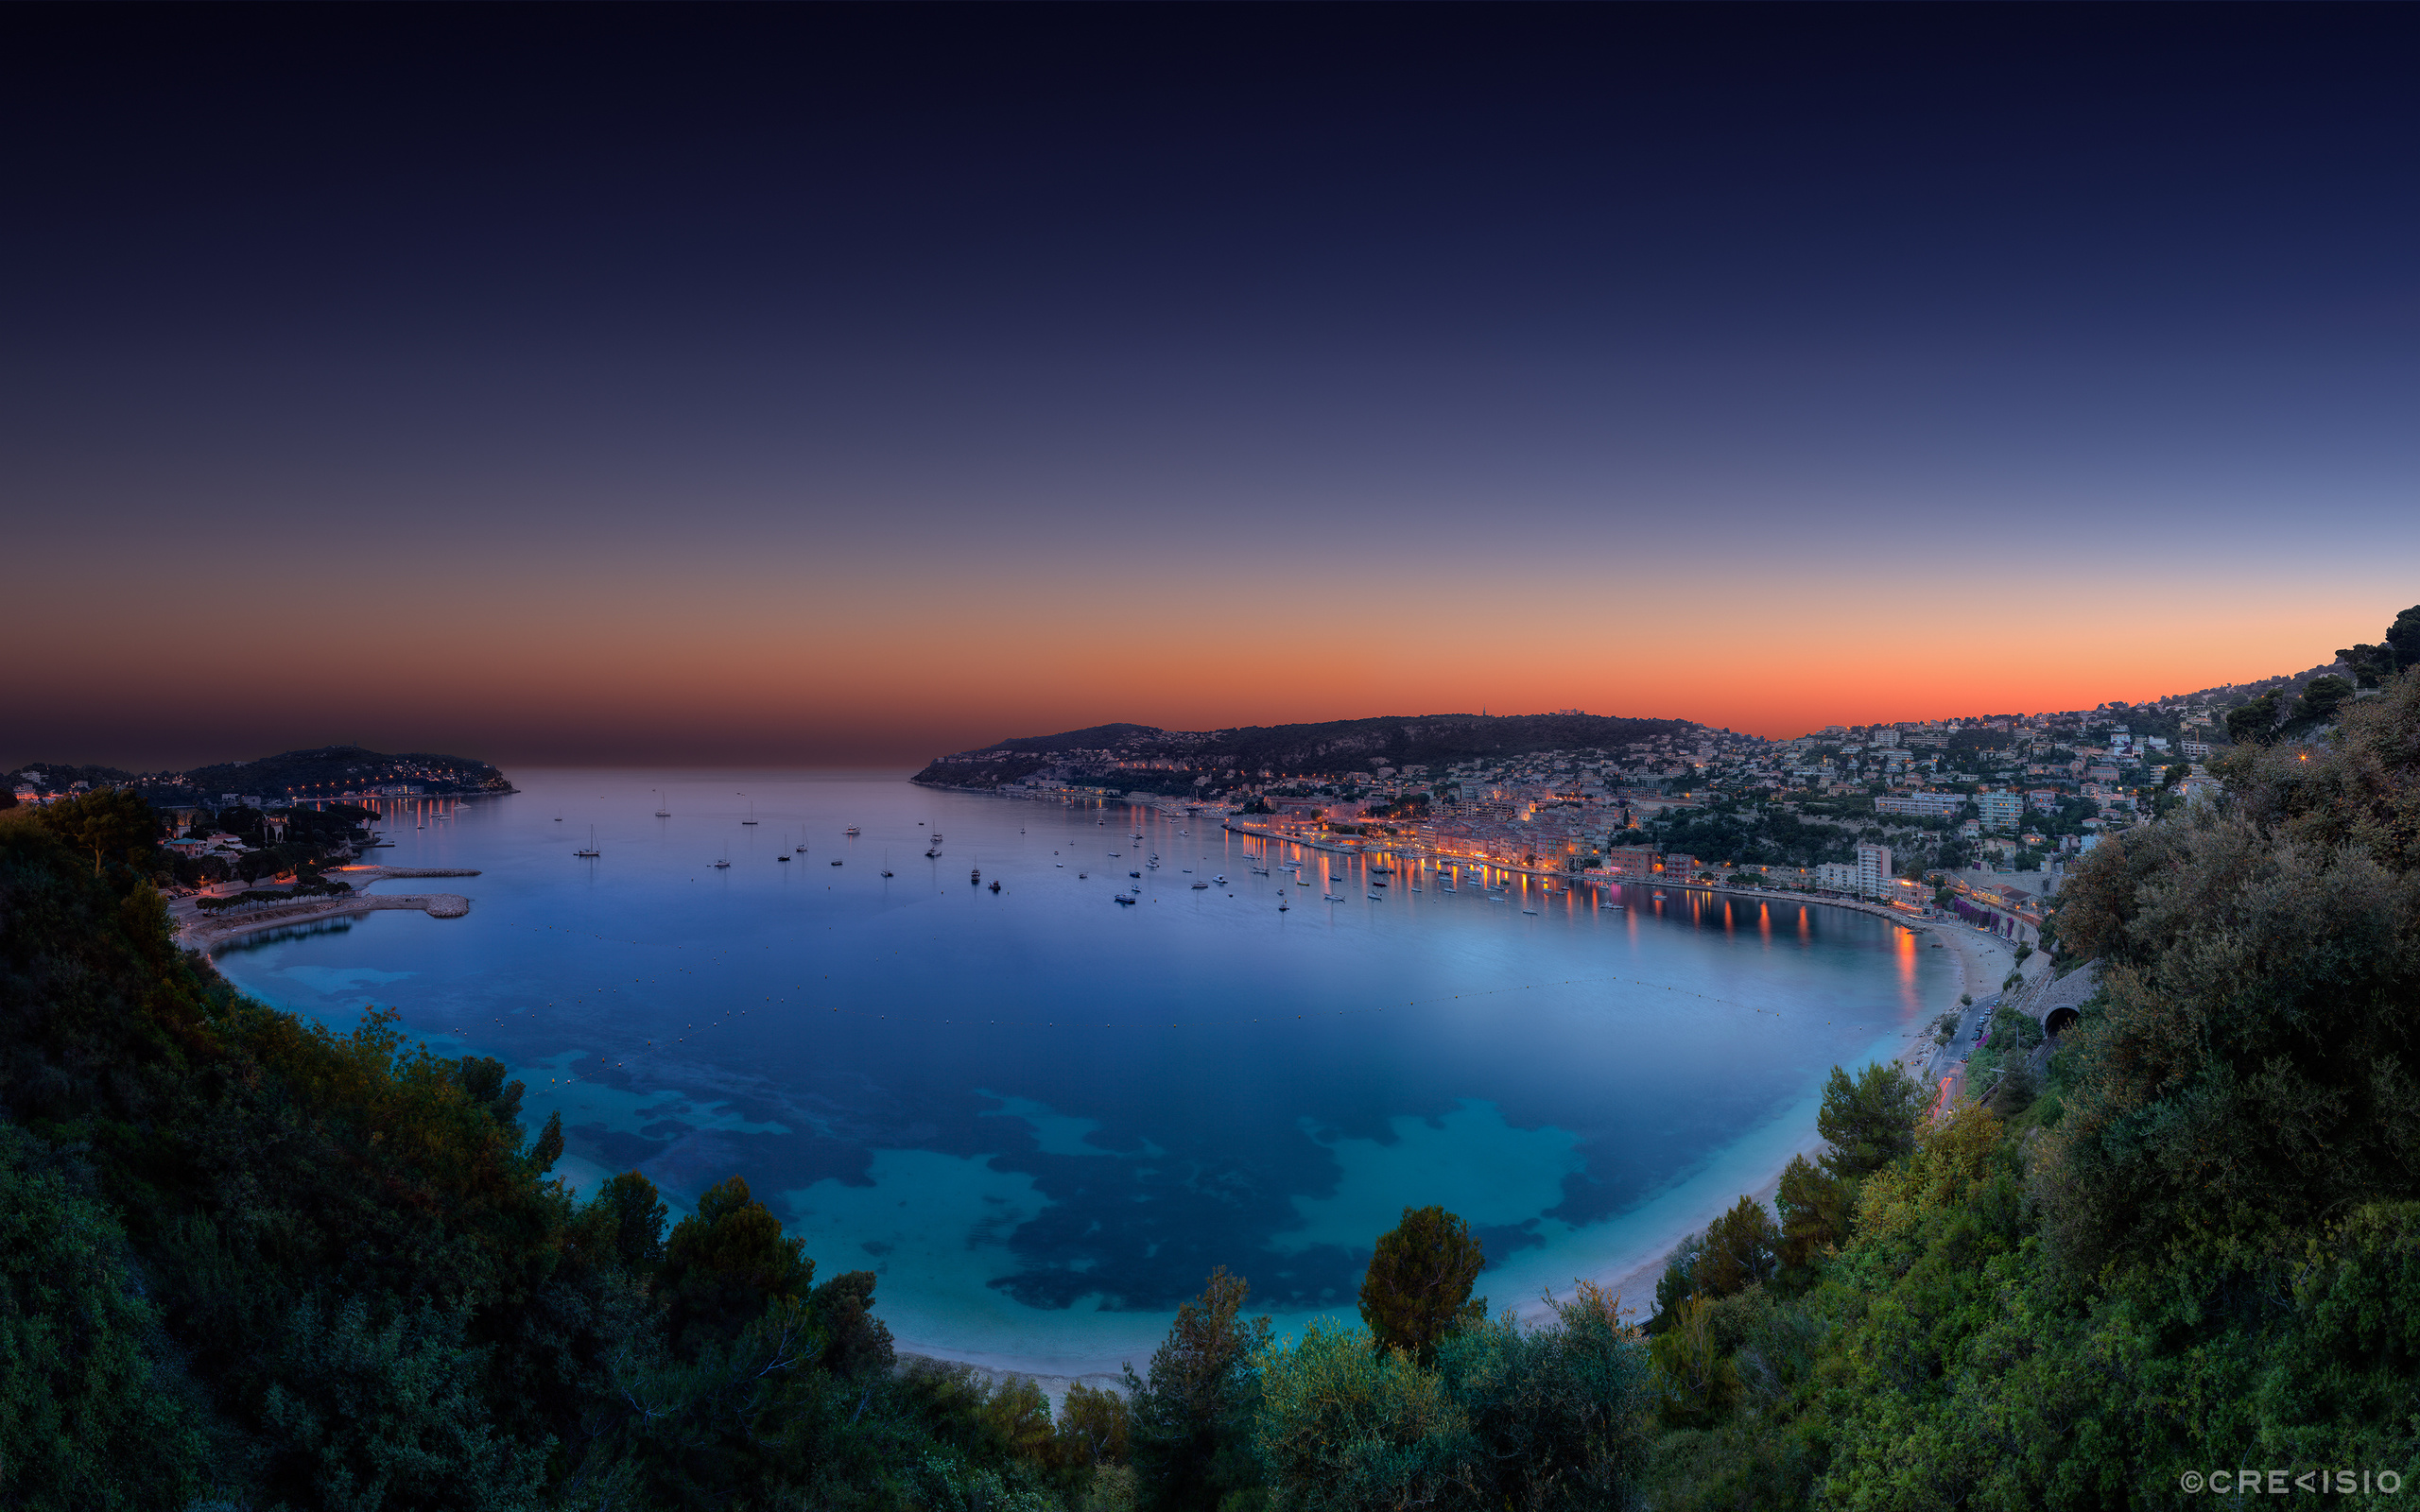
{"left": 1543, "top": 914, "right": 2017, "bottom": 1324}
{"left": 899, "top": 781, "right": 2025, "bottom": 1362}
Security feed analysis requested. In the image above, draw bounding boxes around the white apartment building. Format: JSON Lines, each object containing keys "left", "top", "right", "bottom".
{"left": 1977, "top": 791, "right": 2024, "bottom": 831}
{"left": 1857, "top": 842, "right": 1893, "bottom": 898}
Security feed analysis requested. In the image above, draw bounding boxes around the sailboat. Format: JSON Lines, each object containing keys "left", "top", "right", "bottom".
{"left": 654, "top": 790, "right": 670, "bottom": 817}
{"left": 741, "top": 797, "right": 758, "bottom": 826}
{"left": 575, "top": 825, "right": 600, "bottom": 859}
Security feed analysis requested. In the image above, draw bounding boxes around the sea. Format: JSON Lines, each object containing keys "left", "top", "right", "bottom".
{"left": 212, "top": 769, "right": 1944, "bottom": 1375}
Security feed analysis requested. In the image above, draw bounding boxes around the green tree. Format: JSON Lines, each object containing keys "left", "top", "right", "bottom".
{"left": 0, "top": 1125, "right": 208, "bottom": 1509}
{"left": 2284, "top": 672, "right": 2355, "bottom": 732}
{"left": 2338, "top": 641, "right": 2397, "bottom": 688}
{"left": 581, "top": 1169, "right": 668, "bottom": 1276}
{"left": 1252, "top": 1283, "right": 1651, "bottom": 1512}
{"left": 1358, "top": 1205, "right": 1486, "bottom": 1362}
{"left": 2387, "top": 602, "right": 2420, "bottom": 670}
{"left": 1772, "top": 1154, "right": 1849, "bottom": 1280}
{"left": 1124, "top": 1267, "right": 1271, "bottom": 1510}
{"left": 34, "top": 787, "right": 157, "bottom": 877}
{"left": 806, "top": 1267, "right": 894, "bottom": 1378}
{"left": 1693, "top": 1195, "right": 1777, "bottom": 1297}
{"left": 1652, "top": 1232, "right": 1703, "bottom": 1321}
{"left": 1816, "top": 1062, "right": 1926, "bottom": 1180}
{"left": 1645, "top": 1295, "right": 1739, "bottom": 1428}
{"left": 655, "top": 1176, "right": 814, "bottom": 1354}
{"left": 1053, "top": 1379, "right": 1132, "bottom": 1469}
{"left": 2224, "top": 686, "right": 2283, "bottom": 746}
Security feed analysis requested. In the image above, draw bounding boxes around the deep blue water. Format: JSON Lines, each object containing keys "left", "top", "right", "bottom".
{"left": 215, "top": 769, "right": 1941, "bottom": 1372}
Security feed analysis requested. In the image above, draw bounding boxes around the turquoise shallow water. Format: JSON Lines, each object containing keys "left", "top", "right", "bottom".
{"left": 215, "top": 769, "right": 1942, "bottom": 1372}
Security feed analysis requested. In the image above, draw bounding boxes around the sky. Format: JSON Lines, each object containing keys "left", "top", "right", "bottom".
{"left": 7, "top": 5, "right": 2416, "bottom": 769}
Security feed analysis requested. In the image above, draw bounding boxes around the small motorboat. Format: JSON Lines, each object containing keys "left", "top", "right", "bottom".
{"left": 1322, "top": 892, "right": 1345, "bottom": 902}
{"left": 1368, "top": 892, "right": 1385, "bottom": 901}
{"left": 1191, "top": 881, "right": 1209, "bottom": 889}
{"left": 845, "top": 826, "right": 860, "bottom": 836}
{"left": 1523, "top": 907, "right": 1541, "bottom": 915}
{"left": 830, "top": 859, "right": 842, "bottom": 867}
{"left": 1212, "top": 875, "right": 1227, "bottom": 885}
{"left": 970, "top": 868, "right": 981, "bottom": 884}
{"left": 1130, "top": 870, "right": 1142, "bottom": 878}
{"left": 881, "top": 868, "right": 894, "bottom": 877}
{"left": 776, "top": 854, "right": 790, "bottom": 863}
{"left": 712, "top": 859, "right": 730, "bottom": 868}
{"left": 925, "top": 849, "right": 941, "bottom": 858}
{"left": 989, "top": 880, "right": 1001, "bottom": 893}
{"left": 1115, "top": 894, "right": 1137, "bottom": 905}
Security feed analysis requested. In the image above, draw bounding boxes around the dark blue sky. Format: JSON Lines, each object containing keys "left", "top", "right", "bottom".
{"left": 9, "top": 5, "right": 2415, "bottom": 765}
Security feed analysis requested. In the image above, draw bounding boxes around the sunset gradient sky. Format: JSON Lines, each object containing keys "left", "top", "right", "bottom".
{"left": 8, "top": 7, "right": 2415, "bottom": 768}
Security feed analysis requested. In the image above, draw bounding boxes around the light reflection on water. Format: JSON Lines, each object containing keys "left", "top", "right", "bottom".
{"left": 217, "top": 769, "right": 1944, "bottom": 1371}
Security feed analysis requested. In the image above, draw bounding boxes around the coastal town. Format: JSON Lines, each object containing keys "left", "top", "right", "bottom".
{"left": 914, "top": 653, "right": 2381, "bottom": 945}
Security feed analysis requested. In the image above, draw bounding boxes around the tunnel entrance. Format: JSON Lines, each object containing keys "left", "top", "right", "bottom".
{"left": 2044, "top": 1005, "right": 2081, "bottom": 1038}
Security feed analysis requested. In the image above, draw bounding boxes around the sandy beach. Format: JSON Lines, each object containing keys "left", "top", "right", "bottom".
{"left": 1539, "top": 912, "right": 2023, "bottom": 1325}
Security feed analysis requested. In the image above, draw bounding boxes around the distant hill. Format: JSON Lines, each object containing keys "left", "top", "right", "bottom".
{"left": 8, "top": 745, "right": 512, "bottom": 805}
{"left": 913, "top": 712, "right": 1701, "bottom": 792}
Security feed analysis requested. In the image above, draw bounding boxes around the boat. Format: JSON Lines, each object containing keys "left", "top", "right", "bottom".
{"left": 1115, "top": 894, "right": 1137, "bottom": 905}
{"left": 1212, "top": 875, "right": 1227, "bottom": 885}
{"left": 1368, "top": 892, "right": 1385, "bottom": 901}
{"left": 712, "top": 858, "right": 730, "bottom": 868}
{"left": 925, "top": 849, "right": 941, "bottom": 858}
{"left": 796, "top": 843, "right": 807, "bottom": 852}
{"left": 970, "top": 868, "right": 981, "bottom": 884}
{"left": 830, "top": 858, "right": 842, "bottom": 867}
{"left": 1369, "top": 879, "right": 1387, "bottom": 887}
{"left": 1278, "top": 900, "right": 1289, "bottom": 911}
{"left": 1251, "top": 867, "right": 1270, "bottom": 875}
{"left": 881, "top": 869, "right": 893, "bottom": 877}
{"left": 1130, "top": 870, "right": 1142, "bottom": 878}
{"left": 930, "top": 833, "right": 942, "bottom": 843}
{"left": 741, "top": 799, "right": 757, "bottom": 827}
{"left": 575, "top": 825, "right": 600, "bottom": 858}
{"left": 845, "top": 826, "right": 860, "bottom": 836}
{"left": 989, "top": 880, "right": 1001, "bottom": 893}
{"left": 777, "top": 853, "right": 790, "bottom": 863}
{"left": 1522, "top": 907, "right": 1540, "bottom": 915}
{"left": 1370, "top": 866, "right": 1393, "bottom": 875}
{"left": 654, "top": 790, "right": 669, "bottom": 817}
{"left": 1409, "top": 885, "right": 1423, "bottom": 892}
{"left": 1191, "top": 881, "right": 1209, "bottom": 889}
{"left": 1322, "top": 893, "right": 1345, "bottom": 902}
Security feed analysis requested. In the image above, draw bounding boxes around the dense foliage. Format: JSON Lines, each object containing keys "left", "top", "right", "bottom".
{"left": 15, "top": 662, "right": 2420, "bottom": 1507}
{"left": 1640, "top": 667, "right": 2420, "bottom": 1508}
{"left": 0, "top": 806, "right": 1659, "bottom": 1510}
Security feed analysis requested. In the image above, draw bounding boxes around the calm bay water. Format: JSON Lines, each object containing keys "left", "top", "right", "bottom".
{"left": 215, "top": 769, "right": 1942, "bottom": 1372}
